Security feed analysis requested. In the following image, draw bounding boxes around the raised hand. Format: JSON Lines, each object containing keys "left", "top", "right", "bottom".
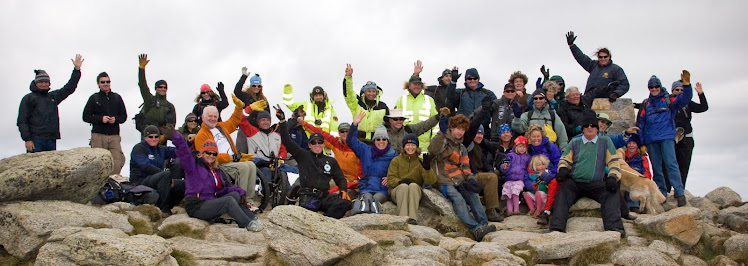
{"left": 345, "top": 64, "right": 353, "bottom": 76}
{"left": 540, "top": 65, "right": 549, "bottom": 81}
{"left": 681, "top": 70, "right": 691, "bottom": 86}
{"left": 566, "top": 31, "right": 577, "bottom": 46}
{"left": 231, "top": 94, "right": 244, "bottom": 108}
{"left": 273, "top": 104, "right": 286, "bottom": 120}
{"left": 439, "top": 107, "right": 451, "bottom": 117}
{"left": 625, "top": 127, "right": 640, "bottom": 134}
{"left": 250, "top": 99, "right": 267, "bottom": 111}
{"left": 138, "top": 54, "right": 149, "bottom": 69}
{"left": 159, "top": 125, "right": 176, "bottom": 137}
{"left": 451, "top": 66, "right": 461, "bottom": 82}
{"left": 413, "top": 60, "right": 423, "bottom": 76}
{"left": 241, "top": 67, "right": 248, "bottom": 76}
{"left": 695, "top": 82, "right": 703, "bottom": 94}
{"left": 217, "top": 82, "right": 224, "bottom": 92}
{"left": 352, "top": 111, "right": 366, "bottom": 125}
{"left": 71, "top": 54, "right": 84, "bottom": 70}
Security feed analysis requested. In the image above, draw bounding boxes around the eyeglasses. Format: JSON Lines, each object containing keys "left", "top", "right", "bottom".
{"left": 466, "top": 77, "right": 479, "bottom": 81}
{"left": 200, "top": 91, "right": 209, "bottom": 95}
{"left": 338, "top": 129, "right": 348, "bottom": 134}
{"left": 598, "top": 55, "right": 610, "bottom": 59}
{"left": 99, "top": 80, "right": 111, "bottom": 84}
{"left": 187, "top": 119, "right": 197, "bottom": 123}
{"left": 375, "top": 138, "right": 388, "bottom": 142}
{"left": 533, "top": 97, "right": 545, "bottom": 100}
{"left": 582, "top": 124, "right": 596, "bottom": 129}
{"left": 251, "top": 85, "right": 262, "bottom": 88}
{"left": 648, "top": 86, "right": 661, "bottom": 89}
{"left": 146, "top": 135, "right": 160, "bottom": 139}
{"left": 310, "top": 140, "right": 324, "bottom": 145}
{"left": 157, "top": 86, "right": 168, "bottom": 89}
{"left": 391, "top": 117, "right": 406, "bottom": 121}
{"left": 203, "top": 151, "right": 218, "bottom": 156}
{"left": 504, "top": 90, "right": 516, "bottom": 93}
{"left": 672, "top": 88, "right": 682, "bottom": 92}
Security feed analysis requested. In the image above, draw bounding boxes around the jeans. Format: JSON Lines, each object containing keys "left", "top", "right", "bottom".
{"left": 444, "top": 185, "right": 488, "bottom": 232}
{"left": 648, "top": 140, "right": 684, "bottom": 197}
{"left": 32, "top": 139, "right": 56, "bottom": 152}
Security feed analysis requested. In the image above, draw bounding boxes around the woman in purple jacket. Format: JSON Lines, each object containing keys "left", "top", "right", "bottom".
{"left": 170, "top": 130, "right": 263, "bottom": 232}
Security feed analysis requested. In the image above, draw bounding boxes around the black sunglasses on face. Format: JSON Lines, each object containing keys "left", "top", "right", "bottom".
{"left": 310, "top": 140, "right": 324, "bottom": 145}
{"left": 146, "top": 135, "right": 160, "bottom": 139}
{"left": 504, "top": 90, "right": 516, "bottom": 93}
{"left": 533, "top": 97, "right": 545, "bottom": 100}
{"left": 391, "top": 117, "right": 406, "bottom": 121}
{"left": 99, "top": 80, "right": 111, "bottom": 84}
{"left": 157, "top": 86, "right": 168, "bottom": 89}
{"left": 598, "top": 56, "right": 609, "bottom": 59}
{"left": 339, "top": 130, "right": 348, "bottom": 134}
{"left": 200, "top": 91, "right": 209, "bottom": 95}
{"left": 672, "top": 88, "right": 682, "bottom": 92}
{"left": 204, "top": 151, "right": 218, "bottom": 156}
{"left": 582, "top": 124, "right": 596, "bottom": 129}
{"left": 648, "top": 86, "right": 661, "bottom": 89}
{"left": 375, "top": 138, "right": 388, "bottom": 142}
{"left": 251, "top": 85, "right": 262, "bottom": 88}
{"left": 466, "top": 77, "right": 479, "bottom": 81}
{"left": 187, "top": 119, "right": 197, "bottom": 122}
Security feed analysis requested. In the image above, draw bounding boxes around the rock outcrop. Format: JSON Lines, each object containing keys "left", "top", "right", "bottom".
{"left": 705, "top": 187, "right": 742, "bottom": 208}
{"left": 636, "top": 207, "right": 703, "bottom": 247}
{"left": 0, "top": 147, "right": 112, "bottom": 203}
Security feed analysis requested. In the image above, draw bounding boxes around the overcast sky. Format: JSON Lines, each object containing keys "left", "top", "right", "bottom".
{"left": 2, "top": 1, "right": 746, "bottom": 199}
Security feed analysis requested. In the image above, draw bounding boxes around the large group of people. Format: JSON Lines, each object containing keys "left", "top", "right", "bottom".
{"left": 17, "top": 31, "right": 709, "bottom": 240}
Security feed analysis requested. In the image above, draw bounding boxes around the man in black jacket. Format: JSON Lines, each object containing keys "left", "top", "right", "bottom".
{"left": 83, "top": 72, "right": 128, "bottom": 174}
{"left": 275, "top": 105, "right": 352, "bottom": 219}
{"left": 18, "top": 54, "right": 84, "bottom": 153}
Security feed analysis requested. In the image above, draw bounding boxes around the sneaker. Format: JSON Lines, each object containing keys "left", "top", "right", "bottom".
{"left": 537, "top": 211, "right": 550, "bottom": 225}
{"left": 677, "top": 196, "right": 687, "bottom": 207}
{"left": 247, "top": 219, "right": 264, "bottom": 232}
{"left": 486, "top": 208, "right": 504, "bottom": 222}
{"left": 246, "top": 200, "right": 260, "bottom": 212}
{"left": 472, "top": 224, "right": 497, "bottom": 242}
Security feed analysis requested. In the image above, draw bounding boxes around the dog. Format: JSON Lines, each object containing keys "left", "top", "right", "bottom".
{"left": 616, "top": 149, "right": 666, "bottom": 214}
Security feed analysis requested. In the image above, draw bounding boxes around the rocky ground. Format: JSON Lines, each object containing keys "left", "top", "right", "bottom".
{"left": 1, "top": 146, "right": 747, "bottom": 265}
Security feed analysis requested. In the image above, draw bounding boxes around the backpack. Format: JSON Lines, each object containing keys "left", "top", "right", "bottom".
{"left": 527, "top": 109, "right": 557, "bottom": 143}
{"left": 133, "top": 97, "right": 162, "bottom": 132}
{"left": 350, "top": 192, "right": 383, "bottom": 215}
{"left": 92, "top": 177, "right": 157, "bottom": 205}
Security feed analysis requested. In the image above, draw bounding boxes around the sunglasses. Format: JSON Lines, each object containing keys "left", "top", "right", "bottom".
{"left": 146, "top": 135, "right": 160, "bottom": 139}
{"left": 251, "top": 85, "right": 262, "bottom": 88}
{"left": 187, "top": 119, "right": 197, "bottom": 122}
{"left": 504, "top": 90, "right": 516, "bottom": 93}
{"left": 582, "top": 124, "right": 596, "bottom": 129}
{"left": 648, "top": 86, "right": 661, "bottom": 89}
{"left": 338, "top": 129, "right": 348, "bottom": 134}
{"left": 99, "top": 80, "right": 111, "bottom": 84}
{"left": 200, "top": 91, "right": 209, "bottom": 95}
{"left": 466, "top": 77, "right": 479, "bottom": 81}
{"left": 203, "top": 151, "right": 218, "bottom": 156}
{"left": 390, "top": 117, "right": 406, "bottom": 121}
{"left": 533, "top": 97, "right": 545, "bottom": 100}
{"left": 310, "top": 140, "right": 324, "bottom": 145}
{"left": 598, "top": 56, "right": 610, "bottom": 59}
{"left": 672, "top": 88, "right": 683, "bottom": 92}
{"left": 374, "top": 138, "right": 388, "bottom": 142}
{"left": 157, "top": 86, "right": 168, "bottom": 89}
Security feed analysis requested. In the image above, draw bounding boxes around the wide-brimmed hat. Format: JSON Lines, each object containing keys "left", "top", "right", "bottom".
{"left": 384, "top": 109, "right": 409, "bottom": 120}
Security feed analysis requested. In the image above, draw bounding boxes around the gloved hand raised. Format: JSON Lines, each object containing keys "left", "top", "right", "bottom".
{"left": 217, "top": 82, "right": 224, "bottom": 92}
{"left": 540, "top": 65, "right": 550, "bottom": 81}
{"left": 138, "top": 54, "right": 150, "bottom": 69}
{"left": 250, "top": 99, "right": 267, "bottom": 111}
{"left": 451, "top": 68, "right": 461, "bottom": 83}
{"left": 421, "top": 153, "right": 432, "bottom": 170}
{"left": 681, "top": 70, "right": 691, "bottom": 86}
{"left": 512, "top": 102, "right": 523, "bottom": 118}
{"left": 566, "top": 31, "right": 577, "bottom": 46}
{"left": 232, "top": 94, "right": 245, "bottom": 108}
{"left": 274, "top": 104, "right": 286, "bottom": 120}
{"left": 241, "top": 67, "right": 248, "bottom": 76}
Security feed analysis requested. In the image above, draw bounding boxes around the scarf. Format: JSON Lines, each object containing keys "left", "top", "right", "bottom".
{"left": 371, "top": 143, "right": 391, "bottom": 159}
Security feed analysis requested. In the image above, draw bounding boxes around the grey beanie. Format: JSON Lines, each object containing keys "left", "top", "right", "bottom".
{"left": 257, "top": 111, "right": 272, "bottom": 121}
{"left": 34, "top": 69, "right": 50, "bottom": 83}
{"left": 671, "top": 80, "right": 684, "bottom": 90}
{"left": 143, "top": 125, "right": 160, "bottom": 137}
{"left": 647, "top": 75, "right": 662, "bottom": 87}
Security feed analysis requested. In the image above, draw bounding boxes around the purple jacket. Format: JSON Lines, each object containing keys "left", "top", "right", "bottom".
{"left": 173, "top": 132, "right": 245, "bottom": 200}
{"left": 499, "top": 151, "right": 531, "bottom": 182}
{"left": 529, "top": 137, "right": 561, "bottom": 178}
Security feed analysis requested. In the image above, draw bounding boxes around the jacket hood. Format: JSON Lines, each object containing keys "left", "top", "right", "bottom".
{"left": 358, "top": 86, "right": 383, "bottom": 108}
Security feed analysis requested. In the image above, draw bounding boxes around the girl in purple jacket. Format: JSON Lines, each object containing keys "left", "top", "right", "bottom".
{"left": 171, "top": 130, "right": 263, "bottom": 232}
{"left": 499, "top": 136, "right": 532, "bottom": 216}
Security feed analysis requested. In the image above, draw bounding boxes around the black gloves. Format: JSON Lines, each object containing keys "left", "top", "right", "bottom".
{"left": 421, "top": 153, "right": 432, "bottom": 170}
{"left": 159, "top": 125, "right": 176, "bottom": 138}
{"left": 466, "top": 178, "right": 482, "bottom": 193}
{"left": 217, "top": 82, "right": 224, "bottom": 91}
{"left": 606, "top": 175, "right": 618, "bottom": 192}
{"left": 451, "top": 69, "right": 461, "bottom": 82}
{"left": 609, "top": 93, "right": 618, "bottom": 102}
{"left": 566, "top": 31, "right": 577, "bottom": 46}
{"left": 399, "top": 179, "right": 413, "bottom": 185}
{"left": 557, "top": 167, "right": 570, "bottom": 183}
{"left": 512, "top": 102, "right": 523, "bottom": 118}
{"left": 481, "top": 96, "right": 493, "bottom": 112}
{"left": 273, "top": 104, "right": 285, "bottom": 120}
{"left": 540, "top": 65, "right": 550, "bottom": 82}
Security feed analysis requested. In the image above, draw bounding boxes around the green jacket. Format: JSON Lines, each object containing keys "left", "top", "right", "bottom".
{"left": 387, "top": 115, "right": 438, "bottom": 154}
{"left": 283, "top": 84, "right": 339, "bottom": 137}
{"left": 138, "top": 68, "right": 176, "bottom": 128}
{"left": 559, "top": 135, "right": 621, "bottom": 183}
{"left": 386, "top": 149, "right": 436, "bottom": 194}
{"left": 344, "top": 75, "right": 387, "bottom": 139}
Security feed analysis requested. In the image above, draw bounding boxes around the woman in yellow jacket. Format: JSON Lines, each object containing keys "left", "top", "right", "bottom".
{"left": 386, "top": 133, "right": 436, "bottom": 222}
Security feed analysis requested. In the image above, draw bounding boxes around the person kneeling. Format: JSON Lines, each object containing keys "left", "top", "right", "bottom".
{"left": 165, "top": 127, "right": 262, "bottom": 231}
{"left": 429, "top": 114, "right": 496, "bottom": 241}
{"left": 549, "top": 116, "right": 626, "bottom": 237}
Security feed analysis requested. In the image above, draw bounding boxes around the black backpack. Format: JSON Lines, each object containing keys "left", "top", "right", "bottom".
{"left": 92, "top": 177, "right": 157, "bottom": 205}
{"left": 133, "top": 97, "right": 163, "bottom": 132}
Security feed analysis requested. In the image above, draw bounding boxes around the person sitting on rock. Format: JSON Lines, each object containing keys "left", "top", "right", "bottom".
{"left": 428, "top": 114, "right": 496, "bottom": 241}
{"left": 166, "top": 126, "right": 263, "bottom": 232}
{"left": 620, "top": 134, "right": 651, "bottom": 213}
{"left": 276, "top": 105, "right": 352, "bottom": 219}
{"left": 303, "top": 121, "right": 362, "bottom": 193}
{"left": 512, "top": 89, "right": 569, "bottom": 151}
{"left": 524, "top": 125, "right": 562, "bottom": 226}
{"left": 499, "top": 136, "right": 532, "bottom": 216}
{"left": 550, "top": 115, "right": 626, "bottom": 237}
{"left": 348, "top": 112, "right": 398, "bottom": 204}
{"left": 566, "top": 31, "right": 630, "bottom": 102}
{"left": 386, "top": 133, "right": 436, "bottom": 222}
{"left": 129, "top": 125, "right": 186, "bottom": 217}
{"left": 524, "top": 154, "right": 553, "bottom": 217}
{"left": 383, "top": 108, "right": 441, "bottom": 155}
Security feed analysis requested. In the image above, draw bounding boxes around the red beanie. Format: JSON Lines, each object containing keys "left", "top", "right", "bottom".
{"left": 200, "top": 84, "right": 211, "bottom": 92}
{"left": 201, "top": 140, "right": 219, "bottom": 153}
{"left": 514, "top": 136, "right": 528, "bottom": 147}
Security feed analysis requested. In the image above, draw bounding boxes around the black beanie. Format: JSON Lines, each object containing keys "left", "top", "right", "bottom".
{"left": 402, "top": 133, "right": 419, "bottom": 147}
{"left": 155, "top": 80, "right": 168, "bottom": 88}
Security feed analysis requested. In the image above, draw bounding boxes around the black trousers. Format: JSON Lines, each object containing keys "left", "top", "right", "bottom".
{"left": 138, "top": 171, "right": 185, "bottom": 213}
{"left": 550, "top": 179, "right": 624, "bottom": 232}
{"left": 664, "top": 137, "right": 694, "bottom": 193}
{"left": 299, "top": 191, "right": 353, "bottom": 219}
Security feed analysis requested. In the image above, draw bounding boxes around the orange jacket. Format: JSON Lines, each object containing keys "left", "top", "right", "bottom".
{"left": 195, "top": 105, "right": 243, "bottom": 164}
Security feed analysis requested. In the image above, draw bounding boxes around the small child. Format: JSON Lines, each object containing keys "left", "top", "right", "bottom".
{"left": 499, "top": 136, "right": 532, "bottom": 216}
{"left": 523, "top": 154, "right": 554, "bottom": 217}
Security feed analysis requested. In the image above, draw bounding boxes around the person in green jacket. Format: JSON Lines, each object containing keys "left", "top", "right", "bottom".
{"left": 282, "top": 84, "right": 339, "bottom": 139}
{"left": 137, "top": 54, "right": 176, "bottom": 139}
{"left": 343, "top": 64, "right": 389, "bottom": 143}
{"left": 386, "top": 133, "right": 436, "bottom": 221}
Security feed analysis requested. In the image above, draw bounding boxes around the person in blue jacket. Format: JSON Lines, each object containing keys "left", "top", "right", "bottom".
{"left": 449, "top": 68, "right": 497, "bottom": 117}
{"left": 637, "top": 71, "right": 693, "bottom": 207}
{"left": 348, "top": 112, "right": 398, "bottom": 203}
{"left": 566, "top": 31, "right": 630, "bottom": 102}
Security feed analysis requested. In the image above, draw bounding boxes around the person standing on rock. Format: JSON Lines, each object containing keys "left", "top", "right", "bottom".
{"left": 276, "top": 105, "right": 353, "bottom": 219}
{"left": 168, "top": 126, "right": 263, "bottom": 232}
{"left": 386, "top": 133, "right": 436, "bottom": 222}
{"left": 637, "top": 72, "right": 693, "bottom": 207}
{"left": 18, "top": 54, "right": 84, "bottom": 153}
{"left": 428, "top": 114, "right": 496, "bottom": 241}
{"left": 566, "top": 31, "right": 630, "bottom": 102}
{"left": 136, "top": 54, "right": 176, "bottom": 146}
{"left": 550, "top": 115, "right": 626, "bottom": 237}
{"left": 129, "top": 125, "right": 186, "bottom": 217}
{"left": 82, "top": 72, "right": 127, "bottom": 175}
{"left": 670, "top": 80, "right": 708, "bottom": 190}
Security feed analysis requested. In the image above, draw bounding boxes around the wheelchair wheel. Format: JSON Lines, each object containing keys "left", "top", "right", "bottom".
{"left": 271, "top": 171, "right": 288, "bottom": 208}
{"left": 255, "top": 170, "right": 270, "bottom": 213}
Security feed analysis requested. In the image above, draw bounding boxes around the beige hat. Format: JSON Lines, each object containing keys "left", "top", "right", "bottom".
{"left": 597, "top": 113, "right": 612, "bottom": 125}
{"left": 385, "top": 109, "right": 409, "bottom": 120}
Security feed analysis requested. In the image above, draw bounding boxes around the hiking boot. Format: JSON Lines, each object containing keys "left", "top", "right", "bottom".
{"left": 486, "top": 208, "right": 504, "bottom": 222}
{"left": 622, "top": 213, "right": 638, "bottom": 221}
{"left": 537, "top": 211, "right": 550, "bottom": 225}
{"left": 247, "top": 218, "right": 264, "bottom": 232}
{"left": 616, "top": 229, "right": 627, "bottom": 238}
{"left": 472, "top": 224, "right": 497, "bottom": 242}
{"left": 677, "top": 196, "right": 687, "bottom": 207}
{"left": 407, "top": 218, "right": 418, "bottom": 225}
